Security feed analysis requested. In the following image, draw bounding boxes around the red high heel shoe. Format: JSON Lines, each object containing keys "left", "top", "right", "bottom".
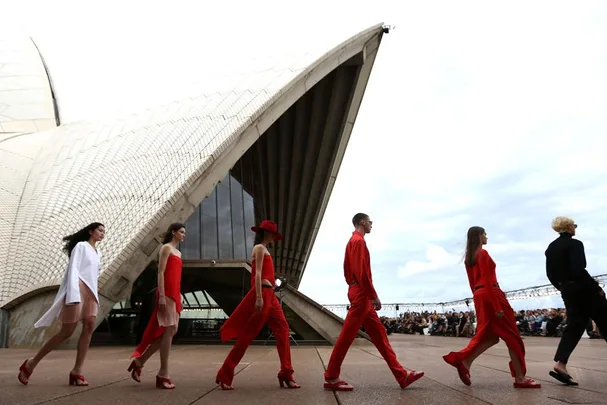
{"left": 442, "top": 356, "right": 471, "bottom": 386}
{"left": 156, "top": 375, "right": 175, "bottom": 389}
{"left": 278, "top": 377, "right": 301, "bottom": 389}
{"left": 323, "top": 379, "right": 354, "bottom": 391}
{"left": 400, "top": 370, "right": 425, "bottom": 389}
{"left": 69, "top": 373, "right": 89, "bottom": 386}
{"left": 127, "top": 359, "right": 143, "bottom": 383}
{"left": 18, "top": 359, "right": 33, "bottom": 386}
{"left": 215, "top": 372, "right": 234, "bottom": 390}
{"left": 513, "top": 378, "right": 541, "bottom": 388}
{"left": 217, "top": 381, "right": 234, "bottom": 390}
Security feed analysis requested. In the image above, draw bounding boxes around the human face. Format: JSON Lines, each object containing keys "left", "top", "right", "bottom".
{"left": 362, "top": 217, "right": 373, "bottom": 234}
{"left": 480, "top": 231, "right": 488, "bottom": 245}
{"left": 571, "top": 222, "right": 577, "bottom": 236}
{"left": 90, "top": 225, "right": 105, "bottom": 242}
{"left": 264, "top": 231, "right": 278, "bottom": 243}
{"left": 173, "top": 227, "right": 186, "bottom": 242}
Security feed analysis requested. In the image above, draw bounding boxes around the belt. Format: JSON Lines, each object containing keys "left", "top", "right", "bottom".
{"left": 474, "top": 283, "right": 499, "bottom": 291}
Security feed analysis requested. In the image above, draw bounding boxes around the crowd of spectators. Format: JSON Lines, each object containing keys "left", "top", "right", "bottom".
{"left": 379, "top": 308, "right": 603, "bottom": 339}
{"left": 513, "top": 308, "right": 602, "bottom": 338}
{"left": 380, "top": 311, "right": 475, "bottom": 337}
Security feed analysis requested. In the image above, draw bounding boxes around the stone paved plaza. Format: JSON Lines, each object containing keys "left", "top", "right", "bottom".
{"left": 1, "top": 334, "right": 605, "bottom": 404}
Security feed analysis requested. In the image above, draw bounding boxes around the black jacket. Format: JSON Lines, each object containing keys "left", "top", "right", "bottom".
{"left": 545, "top": 233, "right": 600, "bottom": 291}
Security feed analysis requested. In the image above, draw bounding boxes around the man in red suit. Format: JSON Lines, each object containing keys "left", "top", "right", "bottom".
{"left": 323, "top": 213, "right": 425, "bottom": 391}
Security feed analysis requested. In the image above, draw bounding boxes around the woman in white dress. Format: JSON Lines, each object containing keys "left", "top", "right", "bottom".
{"left": 18, "top": 222, "right": 105, "bottom": 387}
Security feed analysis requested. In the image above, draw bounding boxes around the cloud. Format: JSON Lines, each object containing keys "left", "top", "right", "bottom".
{"left": 5, "top": 0, "right": 607, "bottom": 312}
{"left": 397, "top": 245, "right": 462, "bottom": 278}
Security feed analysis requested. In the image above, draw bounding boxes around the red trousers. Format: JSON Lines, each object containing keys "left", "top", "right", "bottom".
{"left": 443, "top": 288, "right": 526, "bottom": 377}
{"left": 324, "top": 285, "right": 407, "bottom": 385}
{"left": 216, "top": 287, "right": 294, "bottom": 385}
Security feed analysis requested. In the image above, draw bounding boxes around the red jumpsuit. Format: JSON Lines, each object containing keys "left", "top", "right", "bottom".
{"left": 324, "top": 231, "right": 408, "bottom": 385}
{"left": 131, "top": 254, "right": 183, "bottom": 359}
{"left": 216, "top": 253, "right": 294, "bottom": 386}
{"left": 443, "top": 249, "right": 526, "bottom": 377}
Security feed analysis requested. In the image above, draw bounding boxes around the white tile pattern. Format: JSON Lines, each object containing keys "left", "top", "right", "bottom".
{"left": 0, "top": 36, "right": 57, "bottom": 133}
{"left": 0, "top": 24, "right": 383, "bottom": 308}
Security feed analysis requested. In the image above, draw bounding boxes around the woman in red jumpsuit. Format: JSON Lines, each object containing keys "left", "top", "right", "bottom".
{"left": 215, "top": 220, "right": 300, "bottom": 390}
{"left": 443, "top": 226, "right": 541, "bottom": 388}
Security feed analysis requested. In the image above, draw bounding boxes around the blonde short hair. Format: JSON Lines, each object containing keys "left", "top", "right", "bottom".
{"left": 552, "top": 216, "right": 575, "bottom": 233}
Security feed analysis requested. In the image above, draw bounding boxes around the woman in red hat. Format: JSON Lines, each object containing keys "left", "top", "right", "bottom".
{"left": 215, "top": 220, "right": 300, "bottom": 390}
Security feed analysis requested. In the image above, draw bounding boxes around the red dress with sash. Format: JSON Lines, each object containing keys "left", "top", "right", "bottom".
{"left": 216, "top": 253, "right": 294, "bottom": 385}
{"left": 131, "top": 254, "right": 182, "bottom": 358}
{"left": 443, "top": 249, "right": 526, "bottom": 377}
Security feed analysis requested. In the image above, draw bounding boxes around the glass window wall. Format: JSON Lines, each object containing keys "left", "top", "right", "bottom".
{"left": 181, "top": 170, "right": 255, "bottom": 261}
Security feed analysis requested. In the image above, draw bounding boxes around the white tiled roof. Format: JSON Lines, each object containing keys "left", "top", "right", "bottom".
{"left": 0, "top": 36, "right": 58, "bottom": 133}
{"left": 0, "top": 23, "right": 384, "bottom": 307}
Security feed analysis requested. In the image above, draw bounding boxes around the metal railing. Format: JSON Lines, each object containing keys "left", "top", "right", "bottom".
{"left": 321, "top": 274, "right": 607, "bottom": 312}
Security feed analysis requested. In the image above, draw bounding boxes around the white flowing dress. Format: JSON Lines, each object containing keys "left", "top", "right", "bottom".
{"left": 34, "top": 241, "right": 101, "bottom": 328}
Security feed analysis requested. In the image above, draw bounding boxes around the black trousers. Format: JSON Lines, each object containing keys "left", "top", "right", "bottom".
{"left": 554, "top": 282, "right": 607, "bottom": 364}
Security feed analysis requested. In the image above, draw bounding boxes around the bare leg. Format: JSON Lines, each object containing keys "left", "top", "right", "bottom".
{"left": 71, "top": 317, "right": 96, "bottom": 378}
{"left": 508, "top": 348, "right": 526, "bottom": 382}
{"left": 29, "top": 323, "right": 78, "bottom": 370}
{"left": 462, "top": 335, "right": 500, "bottom": 370}
{"left": 137, "top": 339, "right": 162, "bottom": 366}
{"left": 128, "top": 338, "right": 162, "bottom": 383}
{"left": 18, "top": 322, "right": 77, "bottom": 383}
{"left": 554, "top": 360, "right": 569, "bottom": 376}
{"left": 158, "top": 325, "right": 177, "bottom": 388}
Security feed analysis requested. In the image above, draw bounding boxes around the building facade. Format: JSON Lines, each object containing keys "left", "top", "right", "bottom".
{"left": 0, "top": 24, "right": 388, "bottom": 348}
{"left": 180, "top": 171, "right": 256, "bottom": 262}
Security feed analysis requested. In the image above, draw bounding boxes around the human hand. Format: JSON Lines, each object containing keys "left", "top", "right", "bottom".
{"left": 372, "top": 297, "right": 382, "bottom": 311}
{"left": 255, "top": 296, "right": 264, "bottom": 312}
{"left": 158, "top": 295, "right": 166, "bottom": 312}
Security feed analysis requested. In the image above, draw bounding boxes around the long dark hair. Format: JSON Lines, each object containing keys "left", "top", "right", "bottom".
{"left": 162, "top": 222, "right": 185, "bottom": 244}
{"left": 62, "top": 222, "right": 104, "bottom": 257}
{"left": 254, "top": 229, "right": 265, "bottom": 245}
{"left": 464, "top": 226, "right": 485, "bottom": 267}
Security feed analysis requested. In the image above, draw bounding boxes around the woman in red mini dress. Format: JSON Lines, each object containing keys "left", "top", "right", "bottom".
{"left": 128, "top": 223, "right": 185, "bottom": 390}
{"left": 215, "top": 220, "right": 300, "bottom": 390}
{"left": 443, "top": 226, "right": 541, "bottom": 389}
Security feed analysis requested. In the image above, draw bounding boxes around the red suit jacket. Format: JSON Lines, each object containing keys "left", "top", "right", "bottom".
{"left": 344, "top": 231, "right": 378, "bottom": 299}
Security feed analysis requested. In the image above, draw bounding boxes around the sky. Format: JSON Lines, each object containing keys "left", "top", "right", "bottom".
{"left": 4, "top": 0, "right": 607, "bottom": 315}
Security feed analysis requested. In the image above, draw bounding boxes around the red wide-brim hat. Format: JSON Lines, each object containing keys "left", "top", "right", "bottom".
{"left": 251, "top": 220, "right": 283, "bottom": 240}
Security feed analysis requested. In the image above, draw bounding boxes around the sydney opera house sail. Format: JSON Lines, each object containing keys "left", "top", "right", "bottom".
{"left": 0, "top": 24, "right": 387, "bottom": 348}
